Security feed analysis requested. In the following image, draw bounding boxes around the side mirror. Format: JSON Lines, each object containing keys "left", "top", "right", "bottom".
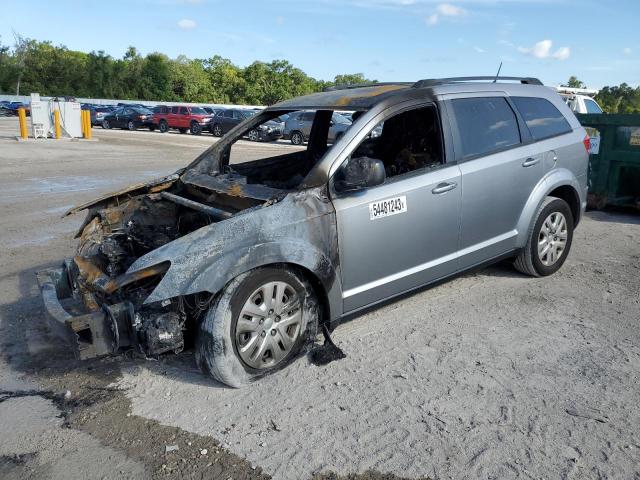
{"left": 335, "top": 156, "right": 386, "bottom": 193}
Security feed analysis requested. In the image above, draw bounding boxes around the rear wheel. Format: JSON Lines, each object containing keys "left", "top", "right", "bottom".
{"left": 127, "top": 120, "right": 136, "bottom": 131}
{"left": 102, "top": 120, "right": 111, "bottom": 129}
{"left": 514, "top": 197, "right": 574, "bottom": 277}
{"left": 190, "top": 122, "right": 202, "bottom": 135}
{"left": 291, "top": 131, "right": 304, "bottom": 145}
{"left": 158, "top": 120, "right": 168, "bottom": 133}
{"left": 212, "top": 124, "right": 222, "bottom": 137}
{"left": 196, "top": 266, "right": 319, "bottom": 387}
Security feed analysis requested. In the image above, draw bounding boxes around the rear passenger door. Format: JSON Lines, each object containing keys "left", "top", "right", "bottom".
{"left": 446, "top": 94, "right": 543, "bottom": 266}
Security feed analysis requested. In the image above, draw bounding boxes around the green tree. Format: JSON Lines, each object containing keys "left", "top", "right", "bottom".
{"left": 562, "top": 76, "right": 586, "bottom": 89}
{"left": 332, "top": 73, "right": 377, "bottom": 87}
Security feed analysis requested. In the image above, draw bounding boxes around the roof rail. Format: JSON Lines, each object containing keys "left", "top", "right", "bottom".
{"left": 324, "top": 82, "right": 413, "bottom": 92}
{"left": 412, "top": 76, "right": 543, "bottom": 89}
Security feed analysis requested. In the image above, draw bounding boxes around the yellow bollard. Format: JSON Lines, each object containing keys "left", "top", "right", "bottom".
{"left": 54, "top": 110, "right": 61, "bottom": 139}
{"left": 86, "top": 111, "right": 92, "bottom": 140}
{"left": 82, "top": 110, "right": 88, "bottom": 138}
{"left": 18, "top": 108, "right": 28, "bottom": 139}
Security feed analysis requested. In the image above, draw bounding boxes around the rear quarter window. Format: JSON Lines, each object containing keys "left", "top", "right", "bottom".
{"left": 512, "top": 96, "right": 572, "bottom": 140}
{"left": 450, "top": 97, "right": 521, "bottom": 159}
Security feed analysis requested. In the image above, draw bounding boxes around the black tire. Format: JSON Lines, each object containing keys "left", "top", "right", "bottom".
{"left": 291, "top": 131, "right": 304, "bottom": 145}
{"left": 212, "top": 124, "right": 222, "bottom": 137}
{"left": 196, "top": 266, "right": 319, "bottom": 388}
{"left": 248, "top": 129, "right": 260, "bottom": 142}
{"left": 127, "top": 120, "right": 136, "bottom": 131}
{"left": 149, "top": 125, "right": 156, "bottom": 132}
{"left": 514, "top": 197, "right": 574, "bottom": 277}
{"left": 190, "top": 121, "right": 202, "bottom": 135}
{"left": 158, "top": 120, "right": 168, "bottom": 133}
{"left": 178, "top": 128, "right": 187, "bottom": 134}
{"left": 334, "top": 132, "right": 344, "bottom": 143}
{"left": 102, "top": 120, "right": 111, "bottom": 129}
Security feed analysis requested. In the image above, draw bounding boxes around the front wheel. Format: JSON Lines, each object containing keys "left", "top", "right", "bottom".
{"left": 190, "top": 122, "right": 202, "bottom": 135}
{"left": 102, "top": 120, "right": 111, "bottom": 129}
{"left": 248, "top": 129, "right": 260, "bottom": 142}
{"left": 514, "top": 197, "right": 574, "bottom": 277}
{"left": 158, "top": 120, "right": 168, "bottom": 133}
{"left": 196, "top": 266, "right": 319, "bottom": 388}
{"left": 127, "top": 120, "right": 136, "bottom": 131}
{"left": 212, "top": 124, "right": 222, "bottom": 137}
{"left": 149, "top": 125, "right": 156, "bottom": 132}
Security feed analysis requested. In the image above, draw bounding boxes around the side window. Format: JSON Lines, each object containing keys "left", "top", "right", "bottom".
{"left": 233, "top": 110, "right": 244, "bottom": 120}
{"left": 171, "top": 106, "right": 180, "bottom": 114}
{"left": 179, "top": 107, "right": 188, "bottom": 115}
{"left": 124, "top": 108, "right": 133, "bottom": 115}
{"left": 342, "top": 105, "right": 444, "bottom": 181}
{"left": 512, "top": 96, "right": 572, "bottom": 140}
{"left": 584, "top": 99, "right": 603, "bottom": 114}
{"left": 224, "top": 110, "right": 234, "bottom": 118}
{"left": 302, "top": 112, "right": 315, "bottom": 122}
{"left": 450, "top": 97, "right": 521, "bottom": 159}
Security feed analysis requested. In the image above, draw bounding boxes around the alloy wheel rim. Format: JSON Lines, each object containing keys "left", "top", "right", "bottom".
{"left": 538, "top": 211, "right": 568, "bottom": 266}
{"left": 214, "top": 125, "right": 221, "bottom": 136}
{"left": 235, "top": 281, "right": 302, "bottom": 370}
{"left": 293, "top": 133, "right": 301, "bottom": 144}
{"left": 249, "top": 130, "right": 258, "bottom": 141}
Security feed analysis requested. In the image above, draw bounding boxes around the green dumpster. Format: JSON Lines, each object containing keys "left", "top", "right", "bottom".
{"left": 577, "top": 113, "right": 640, "bottom": 209}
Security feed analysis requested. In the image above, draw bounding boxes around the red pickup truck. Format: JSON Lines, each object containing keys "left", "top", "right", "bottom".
{"left": 153, "top": 105, "right": 214, "bottom": 135}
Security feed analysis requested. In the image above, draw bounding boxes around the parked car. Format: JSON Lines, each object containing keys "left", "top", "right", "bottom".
{"left": 203, "top": 106, "right": 225, "bottom": 116}
{"left": 102, "top": 106, "right": 155, "bottom": 130}
{"left": 38, "top": 76, "right": 588, "bottom": 388}
{"left": 153, "top": 105, "right": 214, "bottom": 135}
{"left": 5, "top": 101, "right": 30, "bottom": 116}
{"left": 246, "top": 118, "right": 284, "bottom": 142}
{"left": 91, "top": 106, "right": 114, "bottom": 126}
{"left": 284, "top": 110, "right": 352, "bottom": 145}
{"left": 554, "top": 87, "right": 603, "bottom": 114}
{"left": 210, "top": 108, "right": 257, "bottom": 137}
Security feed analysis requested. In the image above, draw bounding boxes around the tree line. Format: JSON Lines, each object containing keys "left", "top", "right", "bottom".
{"left": 0, "top": 35, "right": 374, "bottom": 105}
{"left": 1, "top": 36, "right": 638, "bottom": 112}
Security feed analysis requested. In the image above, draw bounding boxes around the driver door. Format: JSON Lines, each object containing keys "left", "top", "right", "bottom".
{"left": 331, "top": 103, "right": 462, "bottom": 313}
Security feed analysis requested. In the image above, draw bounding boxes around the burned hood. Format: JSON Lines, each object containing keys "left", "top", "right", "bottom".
{"left": 64, "top": 172, "right": 182, "bottom": 217}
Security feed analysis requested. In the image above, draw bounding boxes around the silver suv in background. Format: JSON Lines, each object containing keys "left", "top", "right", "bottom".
{"left": 38, "top": 76, "right": 589, "bottom": 387}
{"left": 284, "top": 110, "right": 352, "bottom": 145}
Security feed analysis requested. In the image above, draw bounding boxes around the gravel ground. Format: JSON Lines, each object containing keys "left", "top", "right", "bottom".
{"left": 0, "top": 117, "right": 639, "bottom": 479}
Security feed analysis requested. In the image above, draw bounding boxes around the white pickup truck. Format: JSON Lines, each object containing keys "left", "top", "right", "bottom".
{"left": 553, "top": 86, "right": 603, "bottom": 114}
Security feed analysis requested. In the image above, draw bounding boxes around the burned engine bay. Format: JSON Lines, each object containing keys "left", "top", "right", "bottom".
{"left": 59, "top": 157, "right": 306, "bottom": 360}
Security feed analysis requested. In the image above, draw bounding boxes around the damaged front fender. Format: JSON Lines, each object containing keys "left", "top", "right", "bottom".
{"left": 127, "top": 187, "right": 343, "bottom": 320}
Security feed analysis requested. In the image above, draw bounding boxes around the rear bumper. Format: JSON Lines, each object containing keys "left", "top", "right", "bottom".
{"left": 36, "top": 263, "right": 121, "bottom": 360}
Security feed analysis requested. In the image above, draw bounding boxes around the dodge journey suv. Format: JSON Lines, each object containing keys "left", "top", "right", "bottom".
{"left": 38, "top": 76, "right": 588, "bottom": 387}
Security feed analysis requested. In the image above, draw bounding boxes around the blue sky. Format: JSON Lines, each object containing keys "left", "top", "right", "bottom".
{"left": 1, "top": 0, "right": 639, "bottom": 88}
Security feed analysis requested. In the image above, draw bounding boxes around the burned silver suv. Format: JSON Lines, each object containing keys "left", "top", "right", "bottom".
{"left": 38, "top": 77, "right": 589, "bottom": 387}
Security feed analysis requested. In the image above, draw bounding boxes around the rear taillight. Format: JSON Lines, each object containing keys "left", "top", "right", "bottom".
{"left": 583, "top": 134, "right": 591, "bottom": 153}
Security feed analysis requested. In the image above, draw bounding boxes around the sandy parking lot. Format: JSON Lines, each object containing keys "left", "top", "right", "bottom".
{"left": 0, "top": 117, "right": 639, "bottom": 480}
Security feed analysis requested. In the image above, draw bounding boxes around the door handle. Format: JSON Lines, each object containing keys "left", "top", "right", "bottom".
{"left": 522, "top": 157, "right": 540, "bottom": 167}
{"left": 432, "top": 181, "right": 458, "bottom": 194}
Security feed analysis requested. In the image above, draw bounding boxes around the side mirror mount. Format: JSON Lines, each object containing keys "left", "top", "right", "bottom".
{"left": 334, "top": 156, "right": 386, "bottom": 193}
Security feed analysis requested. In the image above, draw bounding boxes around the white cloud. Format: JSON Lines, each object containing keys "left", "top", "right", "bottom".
{"left": 518, "top": 40, "right": 570, "bottom": 60}
{"left": 426, "top": 3, "right": 466, "bottom": 26}
{"left": 474, "top": 46, "right": 486, "bottom": 53}
{"left": 436, "top": 3, "right": 466, "bottom": 16}
{"left": 552, "top": 46, "right": 570, "bottom": 60}
{"left": 426, "top": 13, "right": 439, "bottom": 25}
{"left": 623, "top": 47, "right": 632, "bottom": 55}
{"left": 177, "top": 18, "right": 197, "bottom": 30}
{"left": 275, "top": 15, "right": 285, "bottom": 25}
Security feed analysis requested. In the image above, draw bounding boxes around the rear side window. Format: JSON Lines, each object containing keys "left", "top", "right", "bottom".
{"left": 171, "top": 106, "right": 180, "bottom": 114}
{"left": 451, "top": 97, "right": 521, "bottom": 159}
{"left": 512, "top": 96, "right": 572, "bottom": 140}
